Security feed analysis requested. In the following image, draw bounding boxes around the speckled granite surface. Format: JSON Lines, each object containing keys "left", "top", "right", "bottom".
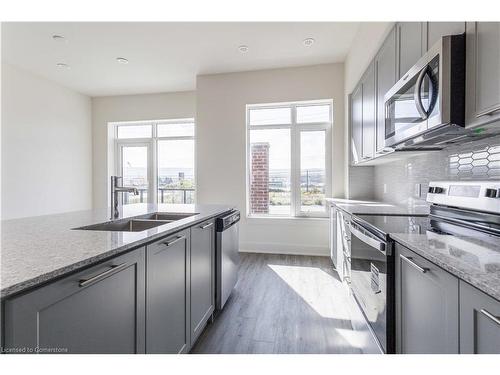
{"left": 391, "top": 232, "right": 500, "bottom": 301}
{"left": 325, "top": 198, "right": 429, "bottom": 216}
{"left": 1, "top": 203, "right": 233, "bottom": 299}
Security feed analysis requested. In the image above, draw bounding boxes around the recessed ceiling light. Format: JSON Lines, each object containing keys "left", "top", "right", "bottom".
{"left": 116, "top": 57, "right": 129, "bottom": 64}
{"left": 238, "top": 45, "right": 249, "bottom": 53}
{"left": 52, "top": 34, "right": 66, "bottom": 42}
{"left": 303, "top": 38, "right": 315, "bottom": 47}
{"left": 56, "top": 63, "right": 70, "bottom": 69}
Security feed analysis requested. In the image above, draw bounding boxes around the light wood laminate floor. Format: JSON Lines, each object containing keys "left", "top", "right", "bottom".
{"left": 192, "top": 253, "right": 368, "bottom": 354}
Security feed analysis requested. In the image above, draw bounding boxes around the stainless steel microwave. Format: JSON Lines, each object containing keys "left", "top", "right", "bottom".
{"left": 384, "top": 34, "right": 466, "bottom": 149}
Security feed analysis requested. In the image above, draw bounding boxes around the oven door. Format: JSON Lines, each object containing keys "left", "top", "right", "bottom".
{"left": 349, "top": 221, "right": 392, "bottom": 353}
{"left": 384, "top": 51, "right": 440, "bottom": 148}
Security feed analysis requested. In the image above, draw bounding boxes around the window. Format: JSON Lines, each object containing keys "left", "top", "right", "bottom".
{"left": 114, "top": 119, "right": 195, "bottom": 205}
{"left": 247, "top": 101, "right": 332, "bottom": 217}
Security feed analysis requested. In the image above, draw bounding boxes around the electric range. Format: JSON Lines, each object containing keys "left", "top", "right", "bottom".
{"left": 348, "top": 180, "right": 500, "bottom": 354}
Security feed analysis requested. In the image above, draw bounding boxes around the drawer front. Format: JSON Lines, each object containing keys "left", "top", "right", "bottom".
{"left": 146, "top": 229, "right": 190, "bottom": 354}
{"left": 3, "top": 248, "right": 146, "bottom": 354}
{"left": 460, "top": 281, "right": 500, "bottom": 354}
{"left": 395, "top": 244, "right": 459, "bottom": 354}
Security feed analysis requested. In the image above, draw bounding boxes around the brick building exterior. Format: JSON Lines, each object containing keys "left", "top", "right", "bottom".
{"left": 250, "top": 142, "right": 270, "bottom": 214}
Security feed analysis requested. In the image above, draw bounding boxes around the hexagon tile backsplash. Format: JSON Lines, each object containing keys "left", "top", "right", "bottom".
{"left": 373, "top": 135, "right": 500, "bottom": 207}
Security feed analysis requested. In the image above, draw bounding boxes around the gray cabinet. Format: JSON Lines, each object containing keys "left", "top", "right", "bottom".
{"left": 361, "top": 62, "right": 376, "bottom": 160}
{"left": 397, "top": 22, "right": 425, "bottom": 79}
{"left": 3, "top": 248, "right": 146, "bottom": 354}
{"left": 190, "top": 219, "right": 215, "bottom": 345}
{"left": 375, "top": 26, "right": 397, "bottom": 154}
{"left": 425, "top": 22, "right": 465, "bottom": 50}
{"left": 460, "top": 281, "right": 500, "bottom": 354}
{"left": 395, "top": 244, "right": 459, "bottom": 354}
{"left": 465, "top": 22, "right": 500, "bottom": 128}
{"left": 146, "top": 230, "right": 190, "bottom": 354}
{"left": 329, "top": 204, "right": 338, "bottom": 269}
{"left": 351, "top": 84, "right": 363, "bottom": 164}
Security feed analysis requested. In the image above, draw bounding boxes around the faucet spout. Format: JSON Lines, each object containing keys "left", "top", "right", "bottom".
{"left": 110, "top": 176, "right": 140, "bottom": 219}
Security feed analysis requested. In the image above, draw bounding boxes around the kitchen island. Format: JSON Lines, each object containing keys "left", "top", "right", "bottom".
{"left": 1, "top": 203, "right": 234, "bottom": 353}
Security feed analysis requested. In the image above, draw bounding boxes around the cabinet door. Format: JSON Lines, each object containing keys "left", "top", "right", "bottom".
{"left": 190, "top": 219, "right": 215, "bottom": 345}
{"left": 329, "top": 205, "right": 338, "bottom": 268}
{"left": 350, "top": 84, "right": 363, "bottom": 164}
{"left": 375, "top": 27, "right": 397, "bottom": 154}
{"left": 426, "top": 22, "right": 465, "bottom": 50}
{"left": 3, "top": 248, "right": 146, "bottom": 354}
{"left": 465, "top": 22, "right": 500, "bottom": 127}
{"left": 361, "top": 62, "right": 376, "bottom": 160}
{"left": 395, "top": 244, "right": 459, "bottom": 353}
{"left": 146, "top": 230, "right": 190, "bottom": 354}
{"left": 460, "top": 281, "right": 500, "bottom": 354}
{"left": 397, "top": 22, "right": 425, "bottom": 79}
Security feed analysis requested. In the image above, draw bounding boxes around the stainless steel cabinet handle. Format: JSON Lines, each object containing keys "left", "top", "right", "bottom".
{"left": 79, "top": 263, "right": 128, "bottom": 287}
{"left": 199, "top": 222, "right": 214, "bottom": 230}
{"left": 480, "top": 309, "right": 500, "bottom": 326}
{"left": 400, "top": 254, "right": 428, "bottom": 273}
{"left": 163, "top": 235, "right": 186, "bottom": 247}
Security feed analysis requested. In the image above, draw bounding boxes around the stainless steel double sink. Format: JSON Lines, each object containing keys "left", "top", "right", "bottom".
{"left": 74, "top": 212, "right": 198, "bottom": 232}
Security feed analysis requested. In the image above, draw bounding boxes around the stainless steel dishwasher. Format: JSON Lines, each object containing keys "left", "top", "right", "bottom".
{"left": 215, "top": 210, "right": 240, "bottom": 310}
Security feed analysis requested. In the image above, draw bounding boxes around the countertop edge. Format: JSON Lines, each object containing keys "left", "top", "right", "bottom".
{"left": 1, "top": 207, "right": 234, "bottom": 300}
{"left": 390, "top": 233, "right": 500, "bottom": 302}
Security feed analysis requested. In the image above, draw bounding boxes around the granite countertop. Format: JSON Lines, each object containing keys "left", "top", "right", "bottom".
{"left": 325, "top": 198, "right": 430, "bottom": 216}
{"left": 1, "top": 203, "right": 234, "bottom": 299}
{"left": 391, "top": 232, "right": 500, "bottom": 301}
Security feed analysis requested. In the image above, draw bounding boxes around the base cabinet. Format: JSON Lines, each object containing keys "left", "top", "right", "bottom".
{"left": 3, "top": 248, "right": 146, "bottom": 354}
{"left": 460, "top": 281, "right": 500, "bottom": 354}
{"left": 395, "top": 244, "right": 459, "bottom": 354}
{"left": 146, "top": 230, "right": 190, "bottom": 354}
{"left": 190, "top": 219, "right": 215, "bottom": 345}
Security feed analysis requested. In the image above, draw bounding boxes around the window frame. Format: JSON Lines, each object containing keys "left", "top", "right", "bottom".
{"left": 246, "top": 100, "right": 333, "bottom": 219}
{"left": 113, "top": 118, "right": 196, "bottom": 205}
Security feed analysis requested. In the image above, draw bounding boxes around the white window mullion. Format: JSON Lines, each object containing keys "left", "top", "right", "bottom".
{"left": 291, "top": 104, "right": 300, "bottom": 217}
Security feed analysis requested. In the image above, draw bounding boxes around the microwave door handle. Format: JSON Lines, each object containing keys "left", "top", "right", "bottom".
{"left": 414, "top": 66, "right": 429, "bottom": 120}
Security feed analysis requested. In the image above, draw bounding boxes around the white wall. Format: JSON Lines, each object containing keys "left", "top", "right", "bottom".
{"left": 91, "top": 91, "right": 196, "bottom": 209}
{"left": 343, "top": 22, "right": 394, "bottom": 197}
{"left": 1, "top": 63, "right": 92, "bottom": 220}
{"left": 196, "top": 63, "right": 345, "bottom": 256}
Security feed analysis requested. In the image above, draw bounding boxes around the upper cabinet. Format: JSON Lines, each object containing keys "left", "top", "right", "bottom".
{"left": 361, "top": 62, "right": 376, "bottom": 160}
{"left": 375, "top": 27, "right": 397, "bottom": 154}
{"left": 397, "top": 22, "right": 425, "bottom": 79}
{"left": 351, "top": 21, "right": 484, "bottom": 165}
{"left": 465, "top": 22, "right": 500, "bottom": 128}
{"left": 350, "top": 83, "right": 363, "bottom": 164}
{"left": 425, "top": 22, "right": 466, "bottom": 50}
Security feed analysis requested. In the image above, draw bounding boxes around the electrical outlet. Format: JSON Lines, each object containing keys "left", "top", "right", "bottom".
{"left": 383, "top": 184, "right": 387, "bottom": 194}
{"left": 414, "top": 183, "right": 421, "bottom": 198}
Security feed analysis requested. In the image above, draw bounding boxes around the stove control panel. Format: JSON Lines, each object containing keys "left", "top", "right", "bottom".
{"left": 427, "top": 181, "right": 500, "bottom": 214}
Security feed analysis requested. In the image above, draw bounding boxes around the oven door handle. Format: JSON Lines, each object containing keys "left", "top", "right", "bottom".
{"left": 350, "top": 223, "right": 386, "bottom": 254}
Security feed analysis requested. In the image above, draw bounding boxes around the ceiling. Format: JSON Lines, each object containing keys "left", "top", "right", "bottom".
{"left": 1, "top": 22, "right": 360, "bottom": 97}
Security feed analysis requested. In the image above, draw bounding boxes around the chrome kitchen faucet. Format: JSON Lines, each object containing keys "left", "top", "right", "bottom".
{"left": 110, "top": 176, "right": 139, "bottom": 219}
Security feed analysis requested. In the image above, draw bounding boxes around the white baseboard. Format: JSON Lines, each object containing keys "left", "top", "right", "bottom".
{"left": 239, "top": 241, "right": 329, "bottom": 257}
